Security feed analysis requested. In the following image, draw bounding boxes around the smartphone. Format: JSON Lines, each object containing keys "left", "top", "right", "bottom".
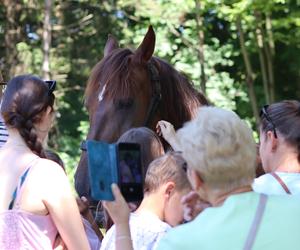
{"left": 86, "top": 140, "right": 143, "bottom": 202}
{"left": 117, "top": 143, "right": 144, "bottom": 202}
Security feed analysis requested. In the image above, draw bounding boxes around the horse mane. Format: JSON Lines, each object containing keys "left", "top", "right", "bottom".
{"left": 84, "top": 48, "right": 208, "bottom": 129}
{"left": 153, "top": 57, "right": 208, "bottom": 129}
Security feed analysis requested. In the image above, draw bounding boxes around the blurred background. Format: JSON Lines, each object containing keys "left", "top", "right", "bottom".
{"left": 0, "top": 0, "right": 299, "bottom": 182}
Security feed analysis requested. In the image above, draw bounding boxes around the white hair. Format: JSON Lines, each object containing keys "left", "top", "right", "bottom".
{"left": 177, "top": 106, "right": 256, "bottom": 192}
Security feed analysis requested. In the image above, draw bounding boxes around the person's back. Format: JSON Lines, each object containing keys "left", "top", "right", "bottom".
{"left": 101, "top": 152, "right": 191, "bottom": 250}
{"left": 253, "top": 172, "right": 300, "bottom": 195}
{"left": 0, "top": 75, "right": 90, "bottom": 250}
{"left": 158, "top": 192, "right": 300, "bottom": 250}
{"left": 101, "top": 211, "right": 170, "bottom": 250}
{"left": 0, "top": 156, "right": 58, "bottom": 249}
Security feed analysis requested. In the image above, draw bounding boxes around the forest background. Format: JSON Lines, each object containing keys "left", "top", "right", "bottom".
{"left": 0, "top": 0, "right": 299, "bottom": 183}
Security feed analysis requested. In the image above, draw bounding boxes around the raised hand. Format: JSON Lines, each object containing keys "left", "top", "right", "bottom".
{"left": 181, "top": 191, "right": 211, "bottom": 222}
{"left": 156, "top": 120, "right": 181, "bottom": 151}
{"left": 102, "top": 184, "right": 130, "bottom": 225}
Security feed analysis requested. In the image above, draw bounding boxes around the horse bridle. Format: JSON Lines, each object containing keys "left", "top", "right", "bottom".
{"left": 143, "top": 61, "right": 162, "bottom": 127}
{"left": 80, "top": 61, "right": 162, "bottom": 151}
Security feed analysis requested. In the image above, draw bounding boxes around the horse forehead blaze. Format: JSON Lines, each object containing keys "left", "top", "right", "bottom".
{"left": 98, "top": 83, "right": 106, "bottom": 102}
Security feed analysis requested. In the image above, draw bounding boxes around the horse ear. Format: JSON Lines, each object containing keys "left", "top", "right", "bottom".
{"left": 133, "top": 25, "right": 155, "bottom": 63}
{"left": 104, "top": 34, "right": 119, "bottom": 57}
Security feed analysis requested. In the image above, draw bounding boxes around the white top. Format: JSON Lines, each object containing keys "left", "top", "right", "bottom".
{"left": 252, "top": 172, "right": 300, "bottom": 195}
{"left": 0, "top": 115, "right": 8, "bottom": 148}
{"left": 100, "top": 211, "right": 171, "bottom": 250}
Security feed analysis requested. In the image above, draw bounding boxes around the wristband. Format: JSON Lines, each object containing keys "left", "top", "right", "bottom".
{"left": 116, "top": 235, "right": 131, "bottom": 241}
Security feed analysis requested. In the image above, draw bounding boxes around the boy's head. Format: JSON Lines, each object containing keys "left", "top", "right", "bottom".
{"left": 144, "top": 152, "right": 191, "bottom": 226}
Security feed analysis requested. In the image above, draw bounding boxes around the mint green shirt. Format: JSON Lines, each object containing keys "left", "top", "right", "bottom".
{"left": 157, "top": 192, "right": 300, "bottom": 250}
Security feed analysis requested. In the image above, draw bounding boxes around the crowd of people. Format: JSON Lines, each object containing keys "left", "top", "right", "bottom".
{"left": 0, "top": 74, "right": 300, "bottom": 250}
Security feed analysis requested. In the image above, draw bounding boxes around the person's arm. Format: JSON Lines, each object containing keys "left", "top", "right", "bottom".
{"left": 103, "top": 184, "right": 133, "bottom": 250}
{"left": 77, "top": 196, "right": 104, "bottom": 240}
{"left": 156, "top": 120, "right": 181, "bottom": 151}
{"left": 40, "top": 160, "right": 90, "bottom": 250}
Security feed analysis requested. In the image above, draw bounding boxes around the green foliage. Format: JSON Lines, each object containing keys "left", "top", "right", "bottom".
{"left": 0, "top": 0, "right": 299, "bottom": 182}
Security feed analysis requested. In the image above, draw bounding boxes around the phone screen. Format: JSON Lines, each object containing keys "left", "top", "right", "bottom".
{"left": 117, "top": 143, "right": 143, "bottom": 201}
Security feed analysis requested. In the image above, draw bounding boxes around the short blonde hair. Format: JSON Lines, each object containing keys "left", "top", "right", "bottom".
{"left": 177, "top": 106, "right": 256, "bottom": 192}
{"left": 144, "top": 152, "right": 191, "bottom": 193}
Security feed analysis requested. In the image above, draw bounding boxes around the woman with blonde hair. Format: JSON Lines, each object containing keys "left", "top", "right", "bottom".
{"left": 156, "top": 106, "right": 300, "bottom": 249}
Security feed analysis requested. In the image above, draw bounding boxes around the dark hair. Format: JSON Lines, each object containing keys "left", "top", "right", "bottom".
{"left": 260, "top": 100, "right": 300, "bottom": 163}
{"left": 117, "top": 127, "right": 165, "bottom": 179}
{"left": 45, "top": 150, "right": 65, "bottom": 171}
{"left": 1, "top": 75, "right": 55, "bottom": 158}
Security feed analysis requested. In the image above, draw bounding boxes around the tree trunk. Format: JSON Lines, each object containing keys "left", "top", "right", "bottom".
{"left": 254, "top": 11, "right": 270, "bottom": 104}
{"left": 195, "top": 0, "right": 206, "bottom": 95}
{"left": 42, "top": 0, "right": 52, "bottom": 80}
{"left": 264, "top": 14, "right": 275, "bottom": 102}
{"left": 236, "top": 17, "right": 260, "bottom": 130}
{"left": 3, "top": 0, "right": 22, "bottom": 79}
{"left": 265, "top": 14, "right": 275, "bottom": 57}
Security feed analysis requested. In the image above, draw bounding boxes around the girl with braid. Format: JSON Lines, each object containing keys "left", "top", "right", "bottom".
{"left": 0, "top": 75, "right": 90, "bottom": 249}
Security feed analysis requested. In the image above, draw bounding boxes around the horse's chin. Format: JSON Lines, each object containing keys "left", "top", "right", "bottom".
{"left": 74, "top": 153, "right": 91, "bottom": 199}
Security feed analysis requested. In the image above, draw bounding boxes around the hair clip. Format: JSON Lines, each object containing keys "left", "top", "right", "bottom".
{"left": 44, "top": 80, "right": 56, "bottom": 95}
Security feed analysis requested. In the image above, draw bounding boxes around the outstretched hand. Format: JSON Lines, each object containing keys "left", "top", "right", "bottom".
{"left": 181, "top": 191, "right": 211, "bottom": 222}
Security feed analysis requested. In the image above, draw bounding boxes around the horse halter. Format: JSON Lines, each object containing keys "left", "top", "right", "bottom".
{"left": 80, "top": 60, "right": 162, "bottom": 151}
{"left": 144, "top": 61, "right": 162, "bottom": 127}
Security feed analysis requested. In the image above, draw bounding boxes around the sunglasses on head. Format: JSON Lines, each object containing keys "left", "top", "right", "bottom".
{"left": 44, "top": 80, "right": 56, "bottom": 95}
{"left": 260, "top": 105, "right": 277, "bottom": 138}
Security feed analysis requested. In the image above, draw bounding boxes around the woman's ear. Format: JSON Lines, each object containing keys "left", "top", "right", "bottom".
{"left": 188, "top": 168, "right": 204, "bottom": 191}
{"left": 266, "top": 130, "right": 278, "bottom": 151}
{"left": 46, "top": 106, "right": 53, "bottom": 115}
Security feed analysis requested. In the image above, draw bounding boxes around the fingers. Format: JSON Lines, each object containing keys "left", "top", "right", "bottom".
{"left": 111, "top": 183, "right": 123, "bottom": 201}
{"left": 181, "top": 190, "right": 199, "bottom": 204}
{"left": 81, "top": 196, "right": 88, "bottom": 203}
{"left": 156, "top": 121, "right": 164, "bottom": 136}
{"left": 103, "top": 184, "right": 131, "bottom": 225}
{"left": 128, "top": 202, "right": 138, "bottom": 212}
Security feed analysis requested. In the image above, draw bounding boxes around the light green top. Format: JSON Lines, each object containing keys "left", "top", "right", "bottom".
{"left": 157, "top": 192, "right": 300, "bottom": 250}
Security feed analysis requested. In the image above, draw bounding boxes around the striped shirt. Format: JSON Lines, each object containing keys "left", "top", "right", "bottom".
{"left": 0, "top": 115, "right": 8, "bottom": 147}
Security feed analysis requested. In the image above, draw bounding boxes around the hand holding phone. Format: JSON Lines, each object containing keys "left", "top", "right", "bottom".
{"left": 86, "top": 140, "right": 143, "bottom": 202}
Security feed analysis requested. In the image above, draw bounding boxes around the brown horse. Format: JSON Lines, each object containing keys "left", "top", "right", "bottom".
{"left": 75, "top": 26, "right": 208, "bottom": 199}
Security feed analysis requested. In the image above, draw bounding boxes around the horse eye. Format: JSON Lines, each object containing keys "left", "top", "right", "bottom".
{"left": 116, "top": 98, "right": 134, "bottom": 110}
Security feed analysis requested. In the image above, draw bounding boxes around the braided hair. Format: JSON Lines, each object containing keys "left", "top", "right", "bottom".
{"left": 260, "top": 100, "right": 300, "bottom": 163}
{"left": 1, "top": 75, "right": 55, "bottom": 158}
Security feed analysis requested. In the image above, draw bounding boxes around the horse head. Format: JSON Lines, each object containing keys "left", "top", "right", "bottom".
{"left": 75, "top": 26, "right": 208, "bottom": 199}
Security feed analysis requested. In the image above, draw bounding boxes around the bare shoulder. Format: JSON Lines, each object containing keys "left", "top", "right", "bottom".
{"left": 31, "top": 158, "right": 69, "bottom": 187}
{"left": 34, "top": 158, "right": 65, "bottom": 175}
{"left": 30, "top": 158, "right": 73, "bottom": 201}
